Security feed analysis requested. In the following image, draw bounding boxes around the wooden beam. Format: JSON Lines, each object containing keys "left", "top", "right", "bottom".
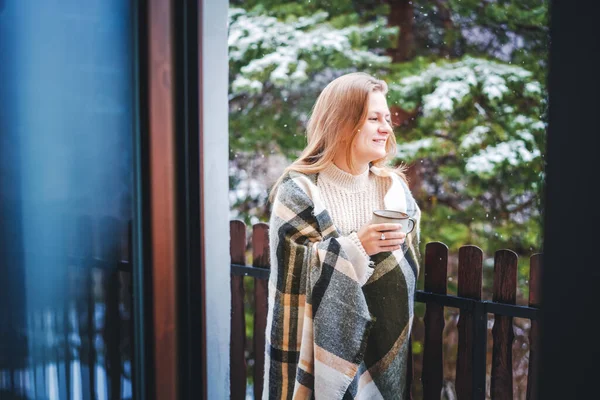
{"left": 148, "top": 0, "right": 178, "bottom": 398}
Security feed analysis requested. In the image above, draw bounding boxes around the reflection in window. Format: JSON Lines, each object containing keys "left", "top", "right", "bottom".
{"left": 0, "top": 2, "right": 135, "bottom": 399}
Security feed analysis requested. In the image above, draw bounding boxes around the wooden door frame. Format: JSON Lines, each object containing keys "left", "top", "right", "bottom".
{"left": 133, "top": 0, "right": 208, "bottom": 398}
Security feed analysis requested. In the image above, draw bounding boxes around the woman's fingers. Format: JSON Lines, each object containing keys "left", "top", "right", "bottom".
{"left": 372, "top": 223, "right": 403, "bottom": 232}
{"left": 375, "top": 231, "right": 406, "bottom": 240}
{"left": 358, "top": 222, "right": 409, "bottom": 256}
{"left": 379, "top": 239, "right": 405, "bottom": 247}
{"left": 380, "top": 244, "right": 402, "bottom": 251}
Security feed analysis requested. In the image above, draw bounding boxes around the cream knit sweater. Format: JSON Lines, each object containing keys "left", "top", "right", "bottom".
{"left": 317, "top": 163, "right": 391, "bottom": 257}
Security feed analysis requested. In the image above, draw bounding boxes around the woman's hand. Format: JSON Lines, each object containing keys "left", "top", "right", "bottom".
{"left": 356, "top": 223, "right": 406, "bottom": 256}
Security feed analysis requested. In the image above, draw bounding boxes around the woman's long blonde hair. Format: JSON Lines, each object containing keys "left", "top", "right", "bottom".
{"left": 269, "top": 72, "right": 407, "bottom": 202}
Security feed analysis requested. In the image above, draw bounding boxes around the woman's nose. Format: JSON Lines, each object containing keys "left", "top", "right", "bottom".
{"left": 379, "top": 123, "right": 391, "bottom": 133}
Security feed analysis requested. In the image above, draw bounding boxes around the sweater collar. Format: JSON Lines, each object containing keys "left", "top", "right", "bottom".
{"left": 370, "top": 165, "right": 407, "bottom": 212}
{"left": 319, "top": 162, "right": 370, "bottom": 193}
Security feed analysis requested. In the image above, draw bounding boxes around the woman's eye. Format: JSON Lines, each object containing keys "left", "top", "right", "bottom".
{"left": 369, "top": 117, "right": 378, "bottom": 121}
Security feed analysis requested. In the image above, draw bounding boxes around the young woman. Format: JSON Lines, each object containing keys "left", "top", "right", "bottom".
{"left": 264, "top": 72, "right": 421, "bottom": 399}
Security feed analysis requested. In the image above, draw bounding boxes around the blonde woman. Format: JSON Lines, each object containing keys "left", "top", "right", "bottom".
{"left": 264, "top": 72, "right": 421, "bottom": 399}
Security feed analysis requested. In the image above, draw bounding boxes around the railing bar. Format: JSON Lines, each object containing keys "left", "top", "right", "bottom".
{"left": 418, "top": 292, "right": 539, "bottom": 319}
{"left": 230, "top": 266, "right": 540, "bottom": 319}
{"left": 485, "top": 302, "right": 538, "bottom": 320}
{"left": 231, "top": 264, "right": 270, "bottom": 280}
{"left": 416, "top": 292, "right": 477, "bottom": 310}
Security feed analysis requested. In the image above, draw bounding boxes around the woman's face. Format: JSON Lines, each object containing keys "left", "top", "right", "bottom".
{"left": 350, "top": 91, "right": 392, "bottom": 169}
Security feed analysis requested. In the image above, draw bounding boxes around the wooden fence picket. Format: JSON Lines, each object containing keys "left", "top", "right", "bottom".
{"left": 230, "top": 220, "right": 248, "bottom": 400}
{"left": 491, "top": 250, "right": 518, "bottom": 399}
{"left": 526, "top": 254, "right": 542, "bottom": 400}
{"left": 252, "top": 223, "right": 270, "bottom": 399}
{"left": 455, "top": 245, "right": 484, "bottom": 400}
{"left": 422, "top": 242, "right": 448, "bottom": 400}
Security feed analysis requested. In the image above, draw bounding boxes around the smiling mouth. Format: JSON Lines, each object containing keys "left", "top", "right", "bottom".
{"left": 373, "top": 138, "right": 387, "bottom": 144}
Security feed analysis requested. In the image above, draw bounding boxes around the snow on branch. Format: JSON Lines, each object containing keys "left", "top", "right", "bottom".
{"left": 229, "top": 8, "right": 395, "bottom": 94}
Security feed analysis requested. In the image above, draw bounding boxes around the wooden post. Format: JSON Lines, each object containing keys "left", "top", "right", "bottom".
{"left": 491, "top": 250, "right": 518, "bottom": 400}
{"left": 147, "top": 0, "right": 179, "bottom": 397}
{"left": 253, "top": 223, "right": 270, "bottom": 399}
{"left": 230, "top": 220, "right": 247, "bottom": 399}
{"left": 422, "top": 242, "right": 448, "bottom": 400}
{"left": 455, "top": 245, "right": 484, "bottom": 400}
{"left": 526, "top": 254, "right": 542, "bottom": 400}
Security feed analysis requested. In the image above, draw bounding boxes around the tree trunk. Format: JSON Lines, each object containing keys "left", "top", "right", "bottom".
{"left": 435, "top": 0, "right": 454, "bottom": 57}
{"left": 386, "top": 0, "right": 416, "bottom": 62}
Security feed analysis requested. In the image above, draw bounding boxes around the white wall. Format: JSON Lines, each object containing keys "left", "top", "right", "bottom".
{"left": 202, "top": 0, "right": 231, "bottom": 398}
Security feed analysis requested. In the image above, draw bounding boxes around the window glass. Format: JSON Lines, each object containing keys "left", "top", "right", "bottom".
{"left": 0, "top": 2, "right": 135, "bottom": 399}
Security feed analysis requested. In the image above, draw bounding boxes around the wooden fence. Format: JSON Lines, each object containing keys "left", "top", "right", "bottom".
{"left": 0, "top": 215, "right": 133, "bottom": 400}
{"left": 229, "top": 221, "right": 541, "bottom": 400}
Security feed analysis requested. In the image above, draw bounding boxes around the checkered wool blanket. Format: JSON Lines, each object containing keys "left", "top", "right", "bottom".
{"left": 264, "top": 166, "right": 421, "bottom": 399}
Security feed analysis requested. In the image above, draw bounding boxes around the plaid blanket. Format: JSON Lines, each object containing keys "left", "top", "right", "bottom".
{"left": 264, "top": 167, "right": 421, "bottom": 399}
